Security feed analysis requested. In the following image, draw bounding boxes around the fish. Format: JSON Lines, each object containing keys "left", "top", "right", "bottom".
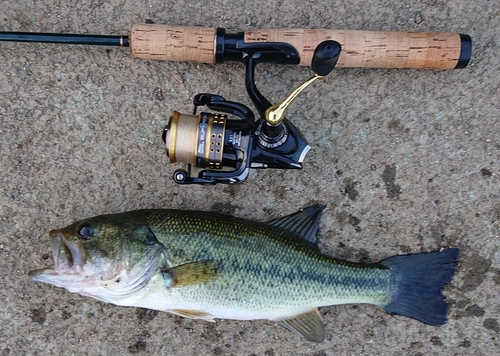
{"left": 29, "top": 204, "right": 459, "bottom": 342}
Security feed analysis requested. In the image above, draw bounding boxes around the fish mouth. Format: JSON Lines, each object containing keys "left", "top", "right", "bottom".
{"left": 29, "top": 230, "right": 86, "bottom": 279}
{"left": 29, "top": 228, "right": 165, "bottom": 301}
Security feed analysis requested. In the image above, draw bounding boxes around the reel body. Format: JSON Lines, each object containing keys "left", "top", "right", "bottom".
{"left": 162, "top": 40, "right": 342, "bottom": 184}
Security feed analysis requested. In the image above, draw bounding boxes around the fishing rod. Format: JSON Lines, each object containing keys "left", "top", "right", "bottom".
{"left": 0, "top": 24, "right": 471, "bottom": 69}
{"left": 1, "top": 24, "right": 472, "bottom": 184}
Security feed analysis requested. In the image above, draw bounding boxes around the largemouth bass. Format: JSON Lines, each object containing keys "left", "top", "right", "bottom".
{"left": 29, "top": 205, "right": 459, "bottom": 342}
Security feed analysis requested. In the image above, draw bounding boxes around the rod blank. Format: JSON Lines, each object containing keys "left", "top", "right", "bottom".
{"left": 0, "top": 32, "right": 128, "bottom": 46}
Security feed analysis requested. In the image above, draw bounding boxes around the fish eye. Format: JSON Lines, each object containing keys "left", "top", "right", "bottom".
{"left": 77, "top": 223, "right": 94, "bottom": 240}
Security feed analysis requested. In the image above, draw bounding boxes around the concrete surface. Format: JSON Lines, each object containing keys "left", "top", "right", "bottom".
{"left": 0, "top": 0, "right": 498, "bottom": 355}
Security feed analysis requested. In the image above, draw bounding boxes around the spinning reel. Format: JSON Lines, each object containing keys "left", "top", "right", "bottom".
{"left": 162, "top": 40, "right": 341, "bottom": 184}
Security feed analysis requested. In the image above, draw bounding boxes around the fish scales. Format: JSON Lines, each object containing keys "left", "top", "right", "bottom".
{"left": 30, "top": 205, "right": 460, "bottom": 342}
{"left": 142, "top": 210, "right": 391, "bottom": 315}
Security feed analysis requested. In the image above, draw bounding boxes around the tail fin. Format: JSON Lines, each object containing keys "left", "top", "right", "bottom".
{"left": 380, "top": 248, "right": 459, "bottom": 326}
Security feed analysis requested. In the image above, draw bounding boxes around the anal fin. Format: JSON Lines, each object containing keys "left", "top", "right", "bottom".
{"left": 277, "top": 308, "right": 326, "bottom": 343}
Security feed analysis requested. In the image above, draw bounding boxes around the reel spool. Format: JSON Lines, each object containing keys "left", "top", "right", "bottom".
{"left": 165, "top": 112, "right": 226, "bottom": 170}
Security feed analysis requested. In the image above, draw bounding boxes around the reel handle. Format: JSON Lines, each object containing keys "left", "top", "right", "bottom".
{"left": 130, "top": 24, "right": 471, "bottom": 69}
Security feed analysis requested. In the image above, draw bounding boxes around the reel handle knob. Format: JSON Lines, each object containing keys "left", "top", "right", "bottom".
{"left": 311, "top": 40, "right": 341, "bottom": 76}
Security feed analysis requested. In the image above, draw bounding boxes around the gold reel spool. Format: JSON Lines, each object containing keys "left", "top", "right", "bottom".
{"left": 165, "top": 111, "right": 227, "bottom": 169}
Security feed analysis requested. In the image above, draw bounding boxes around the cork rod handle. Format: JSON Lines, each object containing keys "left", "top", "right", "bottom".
{"left": 130, "top": 24, "right": 217, "bottom": 64}
{"left": 130, "top": 24, "right": 471, "bottom": 69}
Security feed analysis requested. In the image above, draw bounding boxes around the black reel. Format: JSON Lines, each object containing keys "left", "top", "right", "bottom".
{"left": 162, "top": 40, "right": 342, "bottom": 184}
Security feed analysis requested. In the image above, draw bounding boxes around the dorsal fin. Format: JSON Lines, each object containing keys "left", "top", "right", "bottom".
{"left": 266, "top": 204, "right": 325, "bottom": 244}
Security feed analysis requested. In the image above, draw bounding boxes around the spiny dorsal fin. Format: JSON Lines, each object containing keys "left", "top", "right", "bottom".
{"left": 161, "top": 261, "right": 218, "bottom": 288}
{"left": 267, "top": 204, "right": 326, "bottom": 244}
{"left": 277, "top": 308, "right": 326, "bottom": 343}
{"left": 170, "top": 309, "right": 215, "bottom": 321}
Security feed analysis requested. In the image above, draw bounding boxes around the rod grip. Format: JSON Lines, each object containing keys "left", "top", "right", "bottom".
{"left": 130, "top": 24, "right": 471, "bottom": 69}
{"left": 244, "top": 29, "right": 470, "bottom": 69}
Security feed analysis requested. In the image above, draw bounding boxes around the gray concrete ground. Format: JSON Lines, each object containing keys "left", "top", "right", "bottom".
{"left": 0, "top": 0, "right": 499, "bottom": 355}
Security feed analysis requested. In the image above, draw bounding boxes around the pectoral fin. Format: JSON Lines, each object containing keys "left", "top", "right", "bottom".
{"left": 161, "top": 261, "right": 218, "bottom": 288}
{"left": 277, "top": 308, "right": 326, "bottom": 343}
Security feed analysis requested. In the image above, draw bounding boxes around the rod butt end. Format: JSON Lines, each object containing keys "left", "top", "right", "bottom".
{"left": 455, "top": 34, "right": 472, "bottom": 69}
